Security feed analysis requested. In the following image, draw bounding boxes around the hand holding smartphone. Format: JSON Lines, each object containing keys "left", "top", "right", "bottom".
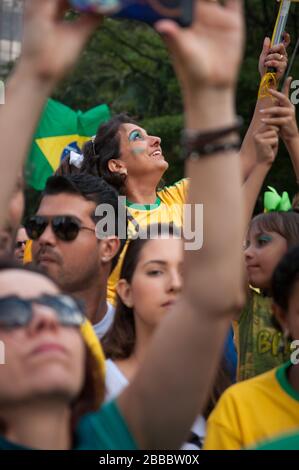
{"left": 70, "top": 0, "right": 194, "bottom": 27}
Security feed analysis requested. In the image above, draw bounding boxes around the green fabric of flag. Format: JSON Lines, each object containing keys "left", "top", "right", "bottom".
{"left": 26, "top": 99, "right": 110, "bottom": 190}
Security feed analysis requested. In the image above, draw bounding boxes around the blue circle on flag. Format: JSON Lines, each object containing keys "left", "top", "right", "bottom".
{"left": 60, "top": 141, "right": 81, "bottom": 163}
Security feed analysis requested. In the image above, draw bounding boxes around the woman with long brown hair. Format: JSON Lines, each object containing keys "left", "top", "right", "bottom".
{"left": 102, "top": 224, "right": 233, "bottom": 450}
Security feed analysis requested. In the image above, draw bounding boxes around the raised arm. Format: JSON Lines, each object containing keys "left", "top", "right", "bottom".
{"left": 242, "top": 77, "right": 299, "bottom": 228}
{"left": 243, "top": 124, "right": 279, "bottom": 231}
{"left": 262, "top": 77, "right": 299, "bottom": 182}
{"left": 240, "top": 35, "right": 289, "bottom": 180}
{"left": 118, "top": 0, "right": 245, "bottom": 450}
{"left": 0, "top": 0, "right": 100, "bottom": 228}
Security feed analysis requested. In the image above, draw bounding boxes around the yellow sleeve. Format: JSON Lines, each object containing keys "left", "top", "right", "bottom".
{"left": 23, "top": 239, "right": 33, "bottom": 264}
{"left": 106, "top": 264, "right": 120, "bottom": 307}
{"left": 106, "top": 242, "right": 129, "bottom": 307}
{"left": 157, "top": 178, "right": 189, "bottom": 205}
{"left": 204, "top": 388, "right": 244, "bottom": 450}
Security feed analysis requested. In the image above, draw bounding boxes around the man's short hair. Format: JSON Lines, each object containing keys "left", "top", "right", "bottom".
{"left": 41, "top": 174, "right": 127, "bottom": 272}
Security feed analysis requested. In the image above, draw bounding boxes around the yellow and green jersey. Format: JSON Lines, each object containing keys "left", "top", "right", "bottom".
{"left": 204, "top": 362, "right": 299, "bottom": 450}
{"left": 253, "top": 429, "right": 299, "bottom": 450}
{"left": 107, "top": 178, "right": 188, "bottom": 306}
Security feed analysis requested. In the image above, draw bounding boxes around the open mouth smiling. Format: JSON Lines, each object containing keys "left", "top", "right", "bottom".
{"left": 151, "top": 149, "right": 163, "bottom": 158}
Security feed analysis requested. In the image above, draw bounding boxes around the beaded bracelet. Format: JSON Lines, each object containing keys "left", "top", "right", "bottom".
{"left": 185, "top": 141, "right": 241, "bottom": 161}
{"left": 180, "top": 117, "right": 243, "bottom": 161}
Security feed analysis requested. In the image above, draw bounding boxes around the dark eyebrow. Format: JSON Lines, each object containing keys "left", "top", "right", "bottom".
{"left": 36, "top": 214, "right": 83, "bottom": 223}
{"left": 143, "top": 260, "right": 183, "bottom": 268}
{"left": 143, "top": 260, "right": 167, "bottom": 267}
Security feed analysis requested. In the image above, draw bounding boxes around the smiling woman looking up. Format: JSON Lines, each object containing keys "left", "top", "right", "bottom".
{"left": 81, "top": 114, "right": 188, "bottom": 305}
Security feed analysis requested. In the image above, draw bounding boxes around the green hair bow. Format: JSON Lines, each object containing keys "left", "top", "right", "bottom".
{"left": 264, "top": 186, "right": 292, "bottom": 212}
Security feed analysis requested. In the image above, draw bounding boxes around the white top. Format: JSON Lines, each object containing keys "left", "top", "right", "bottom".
{"left": 92, "top": 303, "right": 115, "bottom": 339}
{"left": 105, "top": 359, "right": 206, "bottom": 450}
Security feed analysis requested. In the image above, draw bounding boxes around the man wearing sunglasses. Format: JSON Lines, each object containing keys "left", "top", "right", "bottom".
{"left": 28, "top": 174, "right": 125, "bottom": 339}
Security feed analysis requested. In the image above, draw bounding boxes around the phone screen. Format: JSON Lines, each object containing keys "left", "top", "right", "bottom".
{"left": 70, "top": 0, "right": 194, "bottom": 27}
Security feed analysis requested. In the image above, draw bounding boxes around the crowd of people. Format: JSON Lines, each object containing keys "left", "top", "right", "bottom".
{"left": 0, "top": 0, "right": 298, "bottom": 450}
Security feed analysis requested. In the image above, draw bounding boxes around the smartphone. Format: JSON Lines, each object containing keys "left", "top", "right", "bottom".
{"left": 70, "top": 0, "right": 194, "bottom": 27}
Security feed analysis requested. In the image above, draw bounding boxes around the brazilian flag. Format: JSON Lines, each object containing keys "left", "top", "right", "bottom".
{"left": 26, "top": 99, "right": 110, "bottom": 190}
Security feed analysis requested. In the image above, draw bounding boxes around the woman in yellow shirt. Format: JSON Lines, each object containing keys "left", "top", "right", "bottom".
{"left": 80, "top": 115, "right": 188, "bottom": 304}
{"left": 205, "top": 245, "right": 299, "bottom": 450}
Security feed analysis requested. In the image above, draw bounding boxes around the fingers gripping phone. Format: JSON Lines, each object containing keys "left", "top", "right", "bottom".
{"left": 70, "top": 0, "right": 194, "bottom": 27}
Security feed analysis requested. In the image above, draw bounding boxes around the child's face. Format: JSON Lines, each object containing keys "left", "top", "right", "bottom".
{"left": 244, "top": 227, "right": 288, "bottom": 290}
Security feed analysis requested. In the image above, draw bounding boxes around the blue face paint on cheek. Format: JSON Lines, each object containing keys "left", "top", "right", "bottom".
{"left": 128, "top": 130, "right": 147, "bottom": 156}
{"left": 132, "top": 146, "right": 146, "bottom": 156}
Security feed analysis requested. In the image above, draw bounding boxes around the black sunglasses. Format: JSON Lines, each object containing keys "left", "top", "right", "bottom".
{"left": 25, "top": 215, "right": 94, "bottom": 242}
{"left": 0, "top": 294, "right": 85, "bottom": 329}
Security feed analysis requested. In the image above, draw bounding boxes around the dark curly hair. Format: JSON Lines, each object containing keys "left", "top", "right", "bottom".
{"left": 81, "top": 114, "right": 137, "bottom": 194}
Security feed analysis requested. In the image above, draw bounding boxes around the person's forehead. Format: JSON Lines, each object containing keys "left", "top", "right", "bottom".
{"left": 248, "top": 222, "right": 269, "bottom": 237}
{"left": 121, "top": 123, "right": 146, "bottom": 135}
{"left": 247, "top": 225, "right": 284, "bottom": 245}
{"left": 0, "top": 270, "right": 59, "bottom": 298}
{"left": 139, "top": 238, "right": 183, "bottom": 263}
{"left": 37, "top": 193, "right": 96, "bottom": 219}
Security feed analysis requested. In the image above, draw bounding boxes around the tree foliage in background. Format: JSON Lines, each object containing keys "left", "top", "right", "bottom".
{"left": 240, "top": 0, "right": 299, "bottom": 208}
{"left": 55, "top": 2, "right": 299, "bottom": 199}
{"left": 3, "top": 1, "right": 299, "bottom": 215}
{"left": 53, "top": 17, "right": 185, "bottom": 182}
